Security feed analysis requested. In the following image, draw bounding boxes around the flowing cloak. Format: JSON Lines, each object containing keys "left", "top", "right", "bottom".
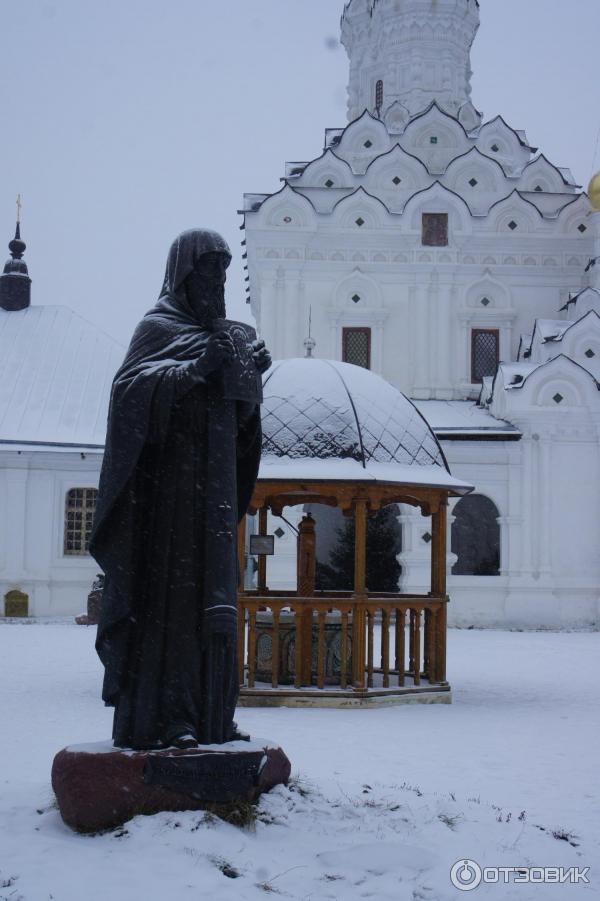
{"left": 90, "top": 229, "right": 262, "bottom": 748}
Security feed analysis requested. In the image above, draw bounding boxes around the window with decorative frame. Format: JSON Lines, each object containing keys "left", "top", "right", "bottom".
{"left": 342, "top": 327, "right": 371, "bottom": 370}
{"left": 471, "top": 329, "right": 500, "bottom": 383}
{"left": 422, "top": 213, "right": 448, "bottom": 247}
{"left": 64, "top": 488, "right": 98, "bottom": 556}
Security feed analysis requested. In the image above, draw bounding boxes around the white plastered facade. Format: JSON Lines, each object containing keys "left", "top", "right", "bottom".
{"left": 242, "top": 0, "right": 600, "bottom": 629}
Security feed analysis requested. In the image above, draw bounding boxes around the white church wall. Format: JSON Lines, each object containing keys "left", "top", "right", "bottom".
{"left": 0, "top": 451, "right": 102, "bottom": 618}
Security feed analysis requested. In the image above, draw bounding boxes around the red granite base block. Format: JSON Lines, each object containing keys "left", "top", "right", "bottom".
{"left": 51, "top": 742, "right": 291, "bottom": 834}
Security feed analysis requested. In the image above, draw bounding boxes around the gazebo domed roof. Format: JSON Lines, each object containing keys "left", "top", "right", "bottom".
{"left": 258, "top": 359, "right": 474, "bottom": 495}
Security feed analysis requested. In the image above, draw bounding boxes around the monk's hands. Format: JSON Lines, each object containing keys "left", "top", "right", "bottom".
{"left": 204, "top": 331, "right": 235, "bottom": 371}
{"left": 252, "top": 339, "right": 272, "bottom": 375}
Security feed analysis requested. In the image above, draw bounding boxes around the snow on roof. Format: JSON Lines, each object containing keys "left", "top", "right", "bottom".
{"left": 535, "top": 319, "right": 571, "bottom": 342}
{"left": 0, "top": 305, "right": 124, "bottom": 448}
{"left": 499, "top": 362, "right": 543, "bottom": 388}
{"left": 412, "top": 400, "right": 520, "bottom": 437}
{"left": 259, "top": 457, "right": 472, "bottom": 494}
{"left": 261, "top": 358, "right": 458, "bottom": 484}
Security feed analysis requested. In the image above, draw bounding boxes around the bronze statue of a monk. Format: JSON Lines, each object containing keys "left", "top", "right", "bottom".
{"left": 90, "top": 229, "right": 270, "bottom": 751}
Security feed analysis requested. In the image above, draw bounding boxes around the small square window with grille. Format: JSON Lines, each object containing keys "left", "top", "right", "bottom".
{"left": 578, "top": 224, "right": 588, "bottom": 233}
{"left": 553, "top": 393, "right": 564, "bottom": 405}
{"left": 343, "top": 327, "right": 371, "bottom": 370}
{"left": 491, "top": 143, "right": 499, "bottom": 153}
{"left": 64, "top": 488, "right": 98, "bottom": 556}
{"left": 422, "top": 212, "right": 448, "bottom": 247}
{"left": 355, "top": 217, "right": 365, "bottom": 227}
{"left": 352, "top": 294, "right": 361, "bottom": 304}
{"left": 422, "top": 532, "right": 432, "bottom": 544}
{"left": 392, "top": 176, "right": 402, "bottom": 185}
{"left": 481, "top": 297, "right": 491, "bottom": 307}
{"left": 508, "top": 220, "right": 518, "bottom": 231}
{"left": 469, "top": 178, "right": 478, "bottom": 187}
{"left": 363, "top": 139, "right": 373, "bottom": 149}
{"left": 325, "top": 179, "right": 334, "bottom": 188}
{"left": 430, "top": 136, "right": 438, "bottom": 145}
{"left": 585, "top": 348, "right": 596, "bottom": 359}
{"left": 471, "top": 329, "right": 499, "bottom": 384}
{"left": 274, "top": 527, "right": 285, "bottom": 539}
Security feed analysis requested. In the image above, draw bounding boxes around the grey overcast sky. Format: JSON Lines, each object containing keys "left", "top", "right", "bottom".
{"left": 1, "top": 0, "right": 599, "bottom": 346}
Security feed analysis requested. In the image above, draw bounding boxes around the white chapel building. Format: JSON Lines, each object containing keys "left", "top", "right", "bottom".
{"left": 241, "top": 0, "right": 600, "bottom": 629}
{"left": 0, "top": 225, "right": 124, "bottom": 617}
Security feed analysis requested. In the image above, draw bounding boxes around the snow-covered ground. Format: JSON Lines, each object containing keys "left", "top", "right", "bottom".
{"left": 0, "top": 623, "right": 598, "bottom": 900}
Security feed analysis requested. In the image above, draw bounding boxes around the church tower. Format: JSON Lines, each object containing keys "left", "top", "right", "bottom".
{"left": 341, "top": 0, "right": 481, "bottom": 129}
{"left": 0, "top": 200, "right": 31, "bottom": 312}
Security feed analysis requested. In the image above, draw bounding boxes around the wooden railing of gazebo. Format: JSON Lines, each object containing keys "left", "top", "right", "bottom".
{"left": 237, "top": 479, "right": 457, "bottom": 703}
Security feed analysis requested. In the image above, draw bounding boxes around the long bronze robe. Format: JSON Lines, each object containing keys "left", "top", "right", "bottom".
{"left": 90, "top": 230, "right": 261, "bottom": 749}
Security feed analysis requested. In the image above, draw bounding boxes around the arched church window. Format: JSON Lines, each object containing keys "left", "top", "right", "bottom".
{"left": 375, "top": 80, "right": 384, "bottom": 112}
{"left": 471, "top": 329, "right": 499, "bottom": 383}
{"left": 64, "top": 488, "right": 98, "bottom": 556}
{"left": 343, "top": 327, "right": 371, "bottom": 369}
{"left": 451, "top": 495, "right": 500, "bottom": 576}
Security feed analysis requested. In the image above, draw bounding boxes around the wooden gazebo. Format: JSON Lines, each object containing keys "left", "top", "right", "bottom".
{"left": 236, "top": 359, "right": 473, "bottom": 707}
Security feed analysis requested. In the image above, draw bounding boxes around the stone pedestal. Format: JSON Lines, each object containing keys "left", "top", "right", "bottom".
{"left": 75, "top": 575, "right": 104, "bottom": 626}
{"left": 51, "top": 739, "right": 290, "bottom": 833}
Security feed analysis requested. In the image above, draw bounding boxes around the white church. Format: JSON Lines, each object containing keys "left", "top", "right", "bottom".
{"left": 1, "top": 0, "right": 600, "bottom": 629}
{"left": 241, "top": 0, "right": 600, "bottom": 629}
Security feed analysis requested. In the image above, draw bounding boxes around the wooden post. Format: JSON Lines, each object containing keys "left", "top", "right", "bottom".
{"left": 258, "top": 506, "right": 268, "bottom": 593}
{"left": 340, "top": 611, "right": 349, "bottom": 690}
{"left": 431, "top": 495, "right": 449, "bottom": 684}
{"left": 247, "top": 610, "right": 257, "bottom": 689}
{"left": 367, "top": 611, "right": 374, "bottom": 688}
{"left": 317, "top": 611, "right": 326, "bottom": 689}
{"left": 271, "top": 607, "right": 280, "bottom": 689}
{"left": 352, "top": 499, "right": 368, "bottom": 689}
{"left": 381, "top": 609, "right": 390, "bottom": 688}
{"left": 297, "top": 513, "right": 317, "bottom": 685}
{"left": 431, "top": 496, "right": 448, "bottom": 598}
{"left": 396, "top": 608, "right": 406, "bottom": 686}
{"left": 413, "top": 609, "right": 422, "bottom": 685}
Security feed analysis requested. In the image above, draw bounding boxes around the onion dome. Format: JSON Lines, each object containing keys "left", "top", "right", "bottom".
{"left": 588, "top": 171, "right": 600, "bottom": 211}
{"left": 0, "top": 220, "right": 31, "bottom": 311}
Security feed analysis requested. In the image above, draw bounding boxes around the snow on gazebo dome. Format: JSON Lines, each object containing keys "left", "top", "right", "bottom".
{"left": 259, "top": 359, "right": 456, "bottom": 487}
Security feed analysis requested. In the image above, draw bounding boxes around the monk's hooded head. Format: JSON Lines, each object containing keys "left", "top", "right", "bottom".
{"left": 160, "top": 229, "right": 232, "bottom": 326}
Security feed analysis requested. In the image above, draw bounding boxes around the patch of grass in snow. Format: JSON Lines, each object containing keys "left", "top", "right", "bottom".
{"left": 0, "top": 874, "right": 24, "bottom": 901}
{"left": 216, "top": 799, "right": 258, "bottom": 830}
{"left": 287, "top": 773, "right": 314, "bottom": 798}
{"left": 551, "top": 828, "right": 580, "bottom": 847}
{"left": 533, "top": 824, "right": 580, "bottom": 847}
{"left": 210, "top": 856, "right": 242, "bottom": 879}
{"left": 255, "top": 881, "right": 282, "bottom": 893}
{"left": 399, "top": 781, "right": 423, "bottom": 798}
{"left": 437, "top": 812, "right": 463, "bottom": 831}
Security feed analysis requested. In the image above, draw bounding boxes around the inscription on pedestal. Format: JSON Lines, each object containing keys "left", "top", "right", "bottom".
{"left": 143, "top": 751, "right": 266, "bottom": 803}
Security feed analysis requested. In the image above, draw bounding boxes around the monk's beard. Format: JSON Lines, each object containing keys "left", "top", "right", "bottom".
{"left": 188, "top": 281, "right": 226, "bottom": 324}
